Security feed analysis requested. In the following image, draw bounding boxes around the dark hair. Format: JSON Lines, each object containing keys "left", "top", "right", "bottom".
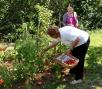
{"left": 47, "top": 26, "right": 59, "bottom": 36}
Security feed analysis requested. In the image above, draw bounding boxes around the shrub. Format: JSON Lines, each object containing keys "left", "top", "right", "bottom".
{"left": 16, "top": 37, "right": 44, "bottom": 78}
{"left": 0, "top": 66, "right": 12, "bottom": 88}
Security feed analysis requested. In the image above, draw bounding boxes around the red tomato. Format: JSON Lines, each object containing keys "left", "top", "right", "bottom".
{"left": 64, "top": 59, "right": 76, "bottom": 65}
{"left": 0, "top": 79, "right": 4, "bottom": 85}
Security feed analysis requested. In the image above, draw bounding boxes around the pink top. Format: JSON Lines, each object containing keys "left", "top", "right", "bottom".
{"left": 63, "top": 12, "right": 78, "bottom": 27}
{"left": 67, "top": 16, "right": 76, "bottom": 26}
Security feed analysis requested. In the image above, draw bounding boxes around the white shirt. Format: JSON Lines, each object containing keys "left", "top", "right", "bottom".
{"left": 52, "top": 26, "right": 89, "bottom": 47}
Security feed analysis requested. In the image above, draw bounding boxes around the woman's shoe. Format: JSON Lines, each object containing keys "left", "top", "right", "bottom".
{"left": 70, "top": 79, "right": 83, "bottom": 84}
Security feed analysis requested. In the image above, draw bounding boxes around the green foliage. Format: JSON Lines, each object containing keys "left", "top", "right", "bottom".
{"left": 51, "top": 64, "right": 62, "bottom": 74}
{"left": 10, "top": 37, "right": 45, "bottom": 82}
{"left": 16, "top": 37, "right": 44, "bottom": 71}
{"left": 51, "top": 64, "right": 62, "bottom": 79}
{"left": 0, "top": 66, "right": 12, "bottom": 88}
{"left": 70, "top": 0, "right": 102, "bottom": 29}
{"left": 47, "top": 0, "right": 102, "bottom": 28}
{"left": 0, "top": 0, "right": 9, "bottom": 21}
{"left": 35, "top": 4, "right": 53, "bottom": 31}
{"left": 0, "top": 0, "right": 54, "bottom": 41}
{"left": 16, "top": 39, "right": 38, "bottom": 62}
{"left": 16, "top": 22, "right": 38, "bottom": 37}
{"left": 12, "top": 63, "right": 29, "bottom": 82}
{"left": 48, "top": 0, "right": 70, "bottom": 26}
{"left": 3, "top": 33, "right": 17, "bottom": 42}
{"left": 1, "top": 0, "right": 102, "bottom": 43}
{"left": 0, "top": 52, "right": 5, "bottom": 62}
{"left": 4, "top": 49, "right": 17, "bottom": 61}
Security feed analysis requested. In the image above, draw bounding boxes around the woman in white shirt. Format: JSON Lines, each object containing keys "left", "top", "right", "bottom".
{"left": 43, "top": 25, "right": 90, "bottom": 84}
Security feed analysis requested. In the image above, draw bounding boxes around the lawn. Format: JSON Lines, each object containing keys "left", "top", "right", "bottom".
{"left": 41, "top": 30, "right": 102, "bottom": 89}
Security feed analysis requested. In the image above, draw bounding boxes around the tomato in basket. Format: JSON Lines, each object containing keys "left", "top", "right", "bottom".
{"left": 64, "top": 59, "right": 76, "bottom": 65}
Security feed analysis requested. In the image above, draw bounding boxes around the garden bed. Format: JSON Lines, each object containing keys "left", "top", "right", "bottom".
{"left": 0, "top": 58, "right": 74, "bottom": 89}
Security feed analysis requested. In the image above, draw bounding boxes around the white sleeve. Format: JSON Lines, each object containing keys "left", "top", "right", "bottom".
{"left": 74, "top": 12, "right": 77, "bottom": 17}
{"left": 74, "top": 12, "right": 79, "bottom": 26}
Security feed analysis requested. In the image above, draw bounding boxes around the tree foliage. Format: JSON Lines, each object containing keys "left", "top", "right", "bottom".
{"left": 0, "top": 0, "right": 102, "bottom": 42}
{"left": 70, "top": 0, "right": 102, "bottom": 29}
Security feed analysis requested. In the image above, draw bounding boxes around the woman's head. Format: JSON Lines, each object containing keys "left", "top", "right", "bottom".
{"left": 47, "top": 26, "right": 60, "bottom": 38}
{"left": 67, "top": 4, "right": 74, "bottom": 14}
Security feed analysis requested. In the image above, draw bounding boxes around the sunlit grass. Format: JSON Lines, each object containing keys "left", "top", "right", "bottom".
{"left": 89, "top": 30, "right": 102, "bottom": 47}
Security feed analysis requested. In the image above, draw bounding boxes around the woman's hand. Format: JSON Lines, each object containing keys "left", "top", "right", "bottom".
{"left": 65, "top": 49, "right": 72, "bottom": 55}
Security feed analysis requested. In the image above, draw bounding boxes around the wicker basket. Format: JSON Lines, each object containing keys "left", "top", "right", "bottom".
{"left": 55, "top": 54, "right": 79, "bottom": 69}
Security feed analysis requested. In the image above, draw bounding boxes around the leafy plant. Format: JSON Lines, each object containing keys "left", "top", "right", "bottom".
{"left": 51, "top": 64, "right": 62, "bottom": 79}
{"left": 4, "top": 49, "right": 17, "bottom": 61}
{"left": 12, "top": 63, "right": 28, "bottom": 82}
{"left": 0, "top": 52, "right": 5, "bottom": 62}
{"left": 35, "top": 4, "right": 54, "bottom": 33}
{"left": 16, "top": 37, "right": 44, "bottom": 76}
{"left": 0, "top": 66, "right": 12, "bottom": 88}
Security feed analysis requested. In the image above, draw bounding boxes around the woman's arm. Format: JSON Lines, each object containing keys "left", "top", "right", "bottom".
{"left": 43, "top": 38, "right": 60, "bottom": 52}
{"left": 74, "top": 12, "right": 79, "bottom": 27}
{"left": 65, "top": 37, "right": 80, "bottom": 55}
{"left": 70, "top": 37, "right": 80, "bottom": 50}
{"left": 63, "top": 13, "right": 67, "bottom": 26}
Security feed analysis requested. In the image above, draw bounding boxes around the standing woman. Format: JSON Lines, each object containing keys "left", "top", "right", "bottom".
{"left": 63, "top": 4, "right": 79, "bottom": 28}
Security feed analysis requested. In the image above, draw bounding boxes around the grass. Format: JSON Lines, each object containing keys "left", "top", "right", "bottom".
{"left": 41, "top": 30, "right": 102, "bottom": 89}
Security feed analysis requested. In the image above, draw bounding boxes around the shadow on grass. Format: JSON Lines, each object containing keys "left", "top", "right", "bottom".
{"left": 86, "top": 46, "right": 102, "bottom": 71}
{"left": 84, "top": 46, "right": 102, "bottom": 89}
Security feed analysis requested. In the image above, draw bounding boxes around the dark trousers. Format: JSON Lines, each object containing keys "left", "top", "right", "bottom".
{"left": 70, "top": 37, "right": 90, "bottom": 80}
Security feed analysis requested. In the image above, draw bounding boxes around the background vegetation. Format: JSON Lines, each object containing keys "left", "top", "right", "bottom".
{"left": 0, "top": 0, "right": 102, "bottom": 89}
{"left": 0, "top": 0, "right": 102, "bottom": 42}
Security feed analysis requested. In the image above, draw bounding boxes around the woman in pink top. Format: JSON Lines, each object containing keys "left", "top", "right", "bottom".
{"left": 63, "top": 4, "right": 79, "bottom": 28}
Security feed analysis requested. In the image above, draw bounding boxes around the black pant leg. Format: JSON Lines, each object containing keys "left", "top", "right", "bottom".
{"left": 70, "top": 38, "right": 90, "bottom": 80}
